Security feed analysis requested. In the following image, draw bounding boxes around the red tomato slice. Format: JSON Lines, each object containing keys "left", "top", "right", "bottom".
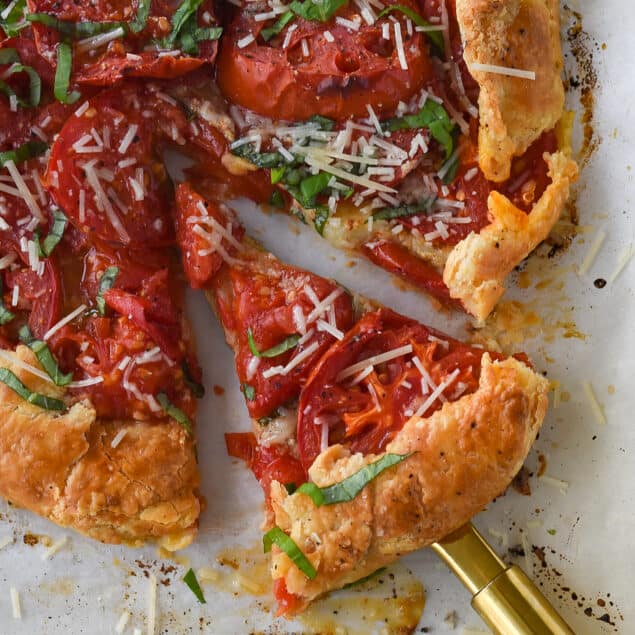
{"left": 174, "top": 183, "right": 245, "bottom": 288}
{"left": 45, "top": 83, "right": 174, "bottom": 246}
{"left": 217, "top": 1, "right": 432, "bottom": 121}
{"left": 297, "top": 308, "right": 490, "bottom": 469}
{"left": 273, "top": 579, "right": 303, "bottom": 617}
{"left": 211, "top": 258, "right": 354, "bottom": 420}
{"left": 26, "top": 0, "right": 219, "bottom": 85}
{"left": 103, "top": 269, "right": 184, "bottom": 362}
{"left": 4, "top": 259, "right": 63, "bottom": 338}
{"left": 225, "top": 432, "right": 306, "bottom": 508}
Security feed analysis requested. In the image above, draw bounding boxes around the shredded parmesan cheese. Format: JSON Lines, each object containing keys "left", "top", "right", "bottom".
{"left": 147, "top": 574, "right": 157, "bottom": 635}
{"left": 43, "top": 304, "right": 87, "bottom": 341}
{"left": 115, "top": 610, "right": 131, "bottom": 634}
{"left": 578, "top": 230, "right": 607, "bottom": 275}
{"left": 111, "top": 429, "right": 128, "bottom": 449}
{"left": 337, "top": 344, "right": 413, "bottom": 381}
{"left": 539, "top": 474, "right": 569, "bottom": 494}
{"left": 469, "top": 62, "right": 536, "bottom": 80}
{"left": 0, "top": 536, "right": 13, "bottom": 550}
{"left": 41, "top": 536, "right": 68, "bottom": 560}
{"left": 609, "top": 244, "right": 634, "bottom": 283}
{"left": 582, "top": 381, "right": 606, "bottom": 424}
{"left": 10, "top": 587, "right": 20, "bottom": 620}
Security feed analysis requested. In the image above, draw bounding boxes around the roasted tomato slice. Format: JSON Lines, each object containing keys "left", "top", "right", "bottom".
{"left": 225, "top": 432, "right": 306, "bottom": 507}
{"left": 297, "top": 308, "right": 490, "bottom": 469}
{"left": 45, "top": 83, "right": 174, "bottom": 246}
{"left": 4, "top": 258, "right": 63, "bottom": 338}
{"left": 212, "top": 260, "right": 354, "bottom": 420}
{"left": 174, "top": 183, "right": 245, "bottom": 288}
{"left": 217, "top": 0, "right": 432, "bottom": 120}
{"left": 26, "top": 0, "right": 220, "bottom": 85}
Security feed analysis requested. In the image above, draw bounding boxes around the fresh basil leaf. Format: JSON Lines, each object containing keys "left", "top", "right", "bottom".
{"left": 378, "top": 4, "right": 444, "bottom": 54}
{"left": 307, "top": 114, "right": 335, "bottom": 131}
{"left": 372, "top": 197, "right": 436, "bottom": 221}
{"left": 300, "top": 172, "right": 331, "bottom": 204}
{"left": 164, "top": 0, "right": 203, "bottom": 48}
{"left": 28, "top": 13, "right": 122, "bottom": 38}
{"left": 0, "top": 0, "right": 27, "bottom": 37}
{"left": 0, "top": 140, "right": 48, "bottom": 168}
{"left": 383, "top": 99, "right": 455, "bottom": 159}
{"left": 96, "top": 266, "right": 118, "bottom": 316}
{"left": 128, "top": 0, "right": 152, "bottom": 33}
{"left": 182, "top": 359, "right": 205, "bottom": 398}
{"left": 241, "top": 382, "right": 256, "bottom": 401}
{"left": 248, "top": 328, "right": 300, "bottom": 359}
{"left": 157, "top": 392, "right": 193, "bottom": 435}
{"left": 54, "top": 42, "right": 80, "bottom": 104}
{"left": 289, "top": 0, "right": 347, "bottom": 22}
{"left": 194, "top": 25, "right": 222, "bottom": 41}
{"left": 313, "top": 206, "right": 330, "bottom": 235}
{"left": 183, "top": 568, "right": 206, "bottom": 603}
{"left": 296, "top": 453, "right": 413, "bottom": 506}
{"left": 269, "top": 189, "right": 286, "bottom": 210}
{"left": 0, "top": 49, "right": 20, "bottom": 65}
{"left": 0, "top": 279, "right": 15, "bottom": 326}
{"left": 0, "top": 367, "right": 66, "bottom": 410}
{"left": 231, "top": 144, "right": 286, "bottom": 169}
{"left": 0, "top": 56, "right": 42, "bottom": 108}
{"left": 19, "top": 326, "right": 73, "bottom": 386}
{"left": 342, "top": 567, "right": 387, "bottom": 589}
{"left": 270, "top": 167, "right": 286, "bottom": 185}
{"left": 40, "top": 209, "right": 67, "bottom": 256}
{"left": 261, "top": 11, "right": 294, "bottom": 42}
{"left": 263, "top": 526, "right": 317, "bottom": 580}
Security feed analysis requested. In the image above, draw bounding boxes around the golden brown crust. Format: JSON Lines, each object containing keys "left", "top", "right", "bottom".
{"left": 0, "top": 347, "right": 200, "bottom": 548}
{"left": 270, "top": 355, "right": 548, "bottom": 612}
{"left": 443, "top": 151, "right": 578, "bottom": 321}
{"left": 457, "top": 0, "right": 565, "bottom": 181}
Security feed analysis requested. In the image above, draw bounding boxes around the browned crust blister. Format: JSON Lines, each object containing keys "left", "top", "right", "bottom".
{"left": 270, "top": 355, "right": 549, "bottom": 611}
{"left": 0, "top": 347, "right": 200, "bottom": 549}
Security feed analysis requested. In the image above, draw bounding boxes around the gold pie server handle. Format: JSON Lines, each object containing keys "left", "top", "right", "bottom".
{"left": 431, "top": 523, "right": 576, "bottom": 634}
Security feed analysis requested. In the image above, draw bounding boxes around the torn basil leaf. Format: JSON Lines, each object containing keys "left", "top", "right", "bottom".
{"left": 289, "top": 0, "right": 346, "bottom": 22}
{"left": 248, "top": 328, "right": 300, "bottom": 359}
{"left": 383, "top": 99, "right": 456, "bottom": 160}
{"left": 313, "top": 206, "right": 330, "bottom": 236}
{"left": 54, "top": 42, "right": 80, "bottom": 104}
{"left": 261, "top": 11, "right": 294, "bottom": 42}
{"left": 307, "top": 114, "right": 335, "bottom": 131}
{"left": 19, "top": 326, "right": 73, "bottom": 387}
{"left": 0, "top": 367, "right": 66, "bottom": 410}
{"left": 372, "top": 197, "right": 436, "bottom": 221}
{"left": 263, "top": 526, "right": 317, "bottom": 580}
{"left": 39, "top": 209, "right": 67, "bottom": 256}
{"left": 183, "top": 568, "right": 206, "bottom": 603}
{"left": 0, "top": 140, "right": 48, "bottom": 169}
{"left": 96, "top": 266, "right": 119, "bottom": 316}
{"left": 0, "top": 49, "right": 41, "bottom": 108}
{"left": 296, "top": 453, "right": 413, "bottom": 506}
{"left": 0, "top": 279, "right": 15, "bottom": 326}
{"left": 0, "top": 0, "right": 27, "bottom": 37}
{"left": 182, "top": 359, "right": 205, "bottom": 398}
{"left": 241, "top": 382, "right": 256, "bottom": 401}
{"left": 157, "top": 392, "right": 193, "bottom": 435}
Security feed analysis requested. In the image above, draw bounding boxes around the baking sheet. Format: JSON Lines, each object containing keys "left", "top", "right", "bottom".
{"left": 0, "top": 1, "right": 633, "bottom": 633}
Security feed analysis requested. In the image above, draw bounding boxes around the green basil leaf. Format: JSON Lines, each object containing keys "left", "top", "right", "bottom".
{"left": 0, "top": 140, "right": 48, "bottom": 168}
{"left": 27, "top": 13, "right": 122, "bottom": 38}
{"left": 313, "top": 206, "right": 330, "bottom": 235}
{"left": 378, "top": 4, "right": 444, "bottom": 54}
{"left": 231, "top": 144, "right": 286, "bottom": 169}
{"left": 157, "top": 392, "right": 193, "bottom": 435}
{"left": 372, "top": 197, "right": 436, "bottom": 221}
{"left": 383, "top": 99, "right": 455, "bottom": 159}
{"left": 164, "top": 0, "right": 203, "bottom": 48}
{"left": 0, "top": 278, "right": 15, "bottom": 326}
{"left": 40, "top": 209, "right": 67, "bottom": 256}
{"left": 263, "top": 526, "right": 317, "bottom": 580}
{"left": 342, "top": 567, "right": 387, "bottom": 589}
{"left": 0, "top": 0, "right": 27, "bottom": 37}
{"left": 261, "top": 11, "right": 294, "bottom": 42}
{"left": 241, "top": 382, "right": 256, "bottom": 401}
{"left": 0, "top": 367, "right": 66, "bottom": 410}
{"left": 128, "top": 0, "right": 152, "bottom": 33}
{"left": 296, "top": 453, "right": 413, "bottom": 506}
{"left": 307, "top": 114, "right": 335, "bottom": 131}
{"left": 0, "top": 48, "right": 20, "bottom": 65}
{"left": 440, "top": 149, "right": 460, "bottom": 184}
{"left": 0, "top": 59, "right": 41, "bottom": 108}
{"left": 269, "top": 189, "right": 285, "bottom": 209}
{"left": 18, "top": 326, "right": 73, "bottom": 386}
{"left": 270, "top": 167, "right": 286, "bottom": 185}
{"left": 289, "top": 0, "right": 347, "bottom": 22}
{"left": 247, "top": 328, "right": 300, "bottom": 359}
{"left": 95, "top": 266, "right": 119, "bottom": 316}
{"left": 54, "top": 42, "right": 80, "bottom": 104}
{"left": 183, "top": 568, "right": 206, "bottom": 603}
{"left": 300, "top": 172, "right": 331, "bottom": 204}
{"left": 193, "top": 25, "right": 222, "bottom": 41}
{"left": 182, "top": 359, "right": 205, "bottom": 398}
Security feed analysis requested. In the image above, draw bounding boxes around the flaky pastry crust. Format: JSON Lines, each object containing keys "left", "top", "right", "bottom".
{"left": 456, "top": 0, "right": 565, "bottom": 182}
{"left": 270, "top": 354, "right": 548, "bottom": 612}
{"left": 0, "top": 347, "right": 200, "bottom": 548}
{"left": 443, "top": 151, "right": 578, "bottom": 320}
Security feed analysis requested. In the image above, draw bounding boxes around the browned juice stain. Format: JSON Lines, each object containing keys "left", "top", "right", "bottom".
{"left": 39, "top": 577, "right": 76, "bottom": 597}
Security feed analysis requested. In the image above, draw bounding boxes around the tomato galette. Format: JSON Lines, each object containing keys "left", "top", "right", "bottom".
{"left": 175, "top": 183, "right": 548, "bottom": 615}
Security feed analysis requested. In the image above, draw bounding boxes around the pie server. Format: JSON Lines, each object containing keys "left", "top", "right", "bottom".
{"left": 432, "top": 523, "right": 575, "bottom": 634}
